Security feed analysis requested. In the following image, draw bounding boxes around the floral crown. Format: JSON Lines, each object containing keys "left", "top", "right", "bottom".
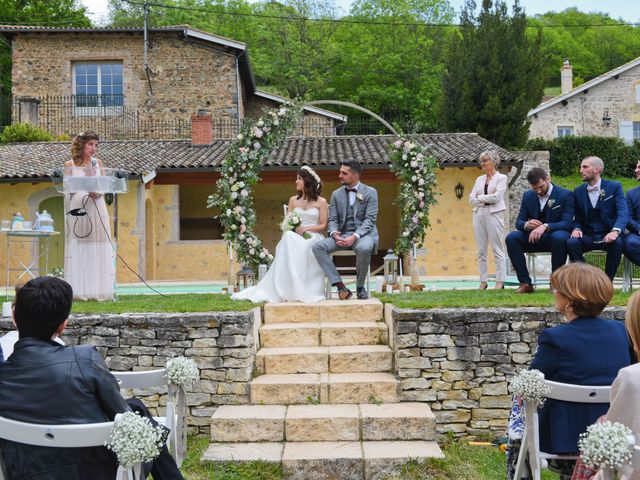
{"left": 300, "top": 166, "right": 322, "bottom": 185}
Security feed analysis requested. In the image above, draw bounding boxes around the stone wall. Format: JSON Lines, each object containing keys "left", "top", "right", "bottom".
{"left": 528, "top": 62, "right": 640, "bottom": 140}
{"left": 0, "top": 309, "right": 260, "bottom": 434}
{"left": 389, "top": 305, "right": 625, "bottom": 439}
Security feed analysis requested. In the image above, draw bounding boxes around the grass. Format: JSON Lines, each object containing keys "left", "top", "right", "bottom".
{"left": 374, "top": 289, "right": 631, "bottom": 309}
{"left": 554, "top": 175, "right": 638, "bottom": 192}
{"left": 70, "top": 294, "right": 258, "bottom": 314}
{"left": 181, "top": 436, "right": 561, "bottom": 480}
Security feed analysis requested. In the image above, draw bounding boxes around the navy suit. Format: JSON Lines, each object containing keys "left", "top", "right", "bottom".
{"left": 623, "top": 186, "right": 640, "bottom": 266}
{"left": 530, "top": 317, "right": 631, "bottom": 454}
{"left": 567, "top": 179, "right": 629, "bottom": 280}
{"left": 506, "top": 184, "right": 574, "bottom": 284}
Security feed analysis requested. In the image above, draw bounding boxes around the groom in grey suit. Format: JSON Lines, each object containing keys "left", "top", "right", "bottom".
{"left": 312, "top": 159, "right": 379, "bottom": 300}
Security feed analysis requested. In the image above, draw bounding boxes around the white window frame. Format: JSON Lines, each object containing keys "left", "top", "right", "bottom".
{"left": 635, "top": 84, "right": 640, "bottom": 104}
{"left": 72, "top": 61, "right": 124, "bottom": 116}
{"left": 634, "top": 122, "right": 640, "bottom": 141}
{"left": 557, "top": 126, "right": 574, "bottom": 138}
{"left": 620, "top": 120, "right": 634, "bottom": 144}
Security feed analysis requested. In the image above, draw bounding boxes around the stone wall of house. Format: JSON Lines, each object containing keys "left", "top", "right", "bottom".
{"left": 528, "top": 63, "right": 640, "bottom": 140}
{"left": 0, "top": 309, "right": 260, "bottom": 434}
{"left": 245, "top": 95, "right": 337, "bottom": 136}
{"left": 10, "top": 32, "right": 240, "bottom": 135}
{"left": 390, "top": 305, "right": 625, "bottom": 439}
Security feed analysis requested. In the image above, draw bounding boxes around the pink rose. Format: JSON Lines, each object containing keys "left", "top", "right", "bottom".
{"left": 239, "top": 225, "right": 246, "bottom": 233}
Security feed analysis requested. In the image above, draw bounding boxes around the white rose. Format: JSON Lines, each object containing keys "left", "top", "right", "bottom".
{"left": 257, "top": 120, "right": 264, "bottom": 127}
{"left": 231, "top": 224, "right": 237, "bottom": 230}
{"left": 237, "top": 134, "right": 244, "bottom": 141}
{"left": 238, "top": 234, "right": 245, "bottom": 240}
{"left": 231, "top": 192, "right": 238, "bottom": 199}
{"left": 253, "top": 142, "right": 261, "bottom": 150}
{"left": 410, "top": 161, "right": 418, "bottom": 168}
{"left": 273, "top": 119, "right": 279, "bottom": 126}
{"left": 249, "top": 248, "right": 255, "bottom": 255}
{"left": 411, "top": 175, "right": 417, "bottom": 182}
{"left": 226, "top": 209, "right": 232, "bottom": 216}
{"left": 241, "top": 189, "right": 248, "bottom": 197}
{"left": 240, "top": 216, "right": 247, "bottom": 224}
{"left": 259, "top": 252, "right": 266, "bottom": 258}
{"left": 418, "top": 178, "right": 425, "bottom": 186}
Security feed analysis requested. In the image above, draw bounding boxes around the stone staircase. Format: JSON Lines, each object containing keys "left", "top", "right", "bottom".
{"left": 201, "top": 299, "right": 443, "bottom": 479}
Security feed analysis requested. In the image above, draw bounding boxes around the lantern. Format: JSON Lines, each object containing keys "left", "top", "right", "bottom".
{"left": 235, "top": 265, "right": 256, "bottom": 290}
{"left": 383, "top": 249, "right": 399, "bottom": 286}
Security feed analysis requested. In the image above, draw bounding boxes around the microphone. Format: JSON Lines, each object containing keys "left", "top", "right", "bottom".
{"left": 68, "top": 208, "right": 87, "bottom": 217}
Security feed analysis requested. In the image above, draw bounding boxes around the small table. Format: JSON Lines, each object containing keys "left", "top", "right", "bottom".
{"left": 3, "top": 230, "right": 60, "bottom": 298}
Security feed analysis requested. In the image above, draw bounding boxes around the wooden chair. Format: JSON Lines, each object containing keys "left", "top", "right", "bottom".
{"left": 324, "top": 250, "right": 371, "bottom": 299}
{"left": 0, "top": 413, "right": 140, "bottom": 480}
{"left": 111, "top": 369, "right": 187, "bottom": 467}
{"left": 514, "top": 380, "right": 611, "bottom": 480}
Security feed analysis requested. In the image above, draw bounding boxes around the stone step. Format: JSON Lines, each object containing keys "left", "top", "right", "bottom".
{"left": 255, "top": 345, "right": 393, "bottom": 375}
{"left": 210, "top": 403, "right": 436, "bottom": 443}
{"left": 259, "top": 322, "right": 388, "bottom": 348}
{"left": 250, "top": 373, "right": 398, "bottom": 405}
{"left": 201, "top": 440, "right": 444, "bottom": 480}
{"left": 263, "top": 299, "right": 383, "bottom": 324}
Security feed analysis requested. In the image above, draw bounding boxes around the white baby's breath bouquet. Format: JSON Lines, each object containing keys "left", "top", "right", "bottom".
{"left": 280, "top": 211, "right": 310, "bottom": 239}
{"left": 105, "top": 411, "right": 164, "bottom": 468}
{"left": 166, "top": 356, "right": 200, "bottom": 389}
{"left": 510, "top": 369, "right": 552, "bottom": 405}
{"left": 578, "top": 421, "right": 635, "bottom": 476}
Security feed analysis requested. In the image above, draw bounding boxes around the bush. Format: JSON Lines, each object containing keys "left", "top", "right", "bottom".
{"left": 525, "top": 136, "right": 640, "bottom": 178}
{"left": 0, "top": 122, "right": 54, "bottom": 143}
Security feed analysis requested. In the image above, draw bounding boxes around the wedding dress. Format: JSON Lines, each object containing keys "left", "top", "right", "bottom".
{"left": 232, "top": 207, "right": 326, "bottom": 303}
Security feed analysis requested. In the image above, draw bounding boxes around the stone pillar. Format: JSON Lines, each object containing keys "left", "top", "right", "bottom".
{"left": 17, "top": 97, "right": 40, "bottom": 126}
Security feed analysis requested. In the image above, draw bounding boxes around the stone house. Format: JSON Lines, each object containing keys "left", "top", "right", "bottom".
{"left": 0, "top": 25, "right": 531, "bottom": 285}
{"left": 528, "top": 58, "right": 640, "bottom": 142}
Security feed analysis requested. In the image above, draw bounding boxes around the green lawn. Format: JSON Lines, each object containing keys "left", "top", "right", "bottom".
{"left": 71, "top": 294, "right": 258, "bottom": 314}
{"left": 554, "top": 174, "right": 638, "bottom": 192}
{"left": 181, "top": 436, "right": 560, "bottom": 480}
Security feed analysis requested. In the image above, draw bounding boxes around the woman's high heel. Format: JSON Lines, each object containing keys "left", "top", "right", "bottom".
{"left": 495, "top": 282, "right": 504, "bottom": 290}
{"left": 478, "top": 282, "right": 488, "bottom": 290}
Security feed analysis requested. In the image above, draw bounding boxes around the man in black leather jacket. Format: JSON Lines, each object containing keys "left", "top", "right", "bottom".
{"left": 0, "top": 277, "right": 183, "bottom": 479}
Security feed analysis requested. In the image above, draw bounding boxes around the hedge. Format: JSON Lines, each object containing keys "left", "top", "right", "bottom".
{"left": 525, "top": 136, "right": 640, "bottom": 178}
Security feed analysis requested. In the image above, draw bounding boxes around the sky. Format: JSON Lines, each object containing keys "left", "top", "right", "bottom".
{"left": 79, "top": 0, "right": 640, "bottom": 24}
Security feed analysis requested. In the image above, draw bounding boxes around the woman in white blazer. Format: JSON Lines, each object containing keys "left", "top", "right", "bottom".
{"left": 469, "top": 150, "right": 508, "bottom": 289}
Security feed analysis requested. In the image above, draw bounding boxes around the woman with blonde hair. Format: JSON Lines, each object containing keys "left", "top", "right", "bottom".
{"left": 63, "top": 131, "right": 115, "bottom": 300}
{"left": 526, "top": 263, "right": 631, "bottom": 478}
{"left": 469, "top": 150, "right": 508, "bottom": 289}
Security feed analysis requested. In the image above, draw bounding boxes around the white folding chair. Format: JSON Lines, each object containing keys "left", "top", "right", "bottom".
{"left": 0, "top": 413, "right": 140, "bottom": 480}
{"left": 514, "top": 380, "right": 611, "bottom": 480}
{"left": 111, "top": 369, "right": 187, "bottom": 467}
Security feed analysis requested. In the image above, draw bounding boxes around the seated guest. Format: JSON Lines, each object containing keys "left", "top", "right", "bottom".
{"left": 623, "top": 160, "right": 640, "bottom": 268}
{"left": 572, "top": 291, "right": 640, "bottom": 480}
{"left": 530, "top": 263, "right": 631, "bottom": 477}
{"left": 506, "top": 167, "right": 574, "bottom": 293}
{"left": 0, "top": 277, "right": 184, "bottom": 480}
{"left": 567, "top": 156, "right": 628, "bottom": 281}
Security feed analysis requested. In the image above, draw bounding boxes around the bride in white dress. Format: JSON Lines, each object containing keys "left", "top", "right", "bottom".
{"left": 232, "top": 166, "right": 328, "bottom": 303}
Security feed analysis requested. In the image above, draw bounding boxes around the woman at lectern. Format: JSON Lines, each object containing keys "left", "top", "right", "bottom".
{"left": 63, "top": 131, "right": 115, "bottom": 300}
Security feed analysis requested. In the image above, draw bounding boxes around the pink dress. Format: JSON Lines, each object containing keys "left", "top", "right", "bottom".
{"left": 64, "top": 159, "right": 115, "bottom": 300}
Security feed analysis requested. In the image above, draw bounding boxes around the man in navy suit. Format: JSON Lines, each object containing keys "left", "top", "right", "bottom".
{"left": 623, "top": 160, "right": 640, "bottom": 266}
{"left": 505, "top": 168, "right": 574, "bottom": 293}
{"left": 566, "top": 156, "right": 629, "bottom": 280}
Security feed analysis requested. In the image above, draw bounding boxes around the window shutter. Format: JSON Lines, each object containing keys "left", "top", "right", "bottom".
{"left": 636, "top": 84, "right": 640, "bottom": 104}
{"left": 619, "top": 120, "right": 634, "bottom": 144}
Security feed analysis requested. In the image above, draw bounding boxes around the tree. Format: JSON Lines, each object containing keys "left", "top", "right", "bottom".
{"left": 324, "top": 0, "right": 454, "bottom": 129}
{"left": 0, "top": 0, "right": 91, "bottom": 94}
{"left": 442, "top": 0, "right": 545, "bottom": 148}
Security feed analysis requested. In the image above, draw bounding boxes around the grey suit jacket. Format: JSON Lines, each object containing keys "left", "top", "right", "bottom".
{"left": 328, "top": 182, "right": 379, "bottom": 246}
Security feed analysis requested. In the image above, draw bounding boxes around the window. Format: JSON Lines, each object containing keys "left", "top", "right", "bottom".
{"left": 636, "top": 84, "right": 640, "bottom": 104}
{"left": 557, "top": 126, "right": 574, "bottom": 137}
{"left": 73, "top": 62, "right": 123, "bottom": 115}
{"left": 179, "top": 185, "right": 223, "bottom": 240}
{"left": 634, "top": 122, "right": 640, "bottom": 140}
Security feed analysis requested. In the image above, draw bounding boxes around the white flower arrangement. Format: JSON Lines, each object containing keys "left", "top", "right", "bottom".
{"left": 578, "top": 421, "right": 635, "bottom": 472}
{"left": 281, "top": 211, "right": 310, "bottom": 239}
{"left": 165, "top": 356, "right": 200, "bottom": 389}
{"left": 510, "top": 369, "right": 551, "bottom": 405}
{"left": 105, "top": 411, "right": 164, "bottom": 468}
{"left": 208, "top": 102, "right": 302, "bottom": 271}
{"left": 389, "top": 135, "right": 439, "bottom": 254}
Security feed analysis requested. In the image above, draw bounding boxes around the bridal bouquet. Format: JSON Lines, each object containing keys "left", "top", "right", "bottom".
{"left": 281, "top": 211, "right": 310, "bottom": 239}
{"left": 578, "top": 421, "right": 635, "bottom": 475}
{"left": 105, "top": 411, "right": 164, "bottom": 468}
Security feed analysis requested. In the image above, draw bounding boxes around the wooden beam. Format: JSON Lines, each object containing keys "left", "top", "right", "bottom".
{"left": 154, "top": 168, "right": 397, "bottom": 185}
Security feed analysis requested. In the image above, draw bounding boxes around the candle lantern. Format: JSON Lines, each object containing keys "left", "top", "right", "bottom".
{"left": 383, "top": 249, "right": 399, "bottom": 286}
{"left": 236, "top": 265, "right": 256, "bottom": 290}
